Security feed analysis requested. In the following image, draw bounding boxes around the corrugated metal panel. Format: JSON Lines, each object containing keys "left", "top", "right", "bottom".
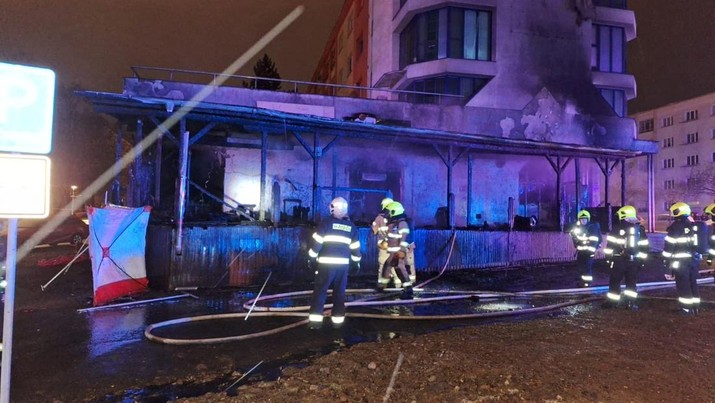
{"left": 147, "top": 225, "right": 583, "bottom": 289}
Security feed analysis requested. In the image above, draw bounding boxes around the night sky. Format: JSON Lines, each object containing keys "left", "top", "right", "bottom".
{"left": 0, "top": 0, "right": 343, "bottom": 92}
{"left": 0, "top": 0, "right": 712, "bottom": 113}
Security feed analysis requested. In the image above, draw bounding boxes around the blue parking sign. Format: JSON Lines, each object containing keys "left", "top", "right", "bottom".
{"left": 0, "top": 62, "right": 56, "bottom": 154}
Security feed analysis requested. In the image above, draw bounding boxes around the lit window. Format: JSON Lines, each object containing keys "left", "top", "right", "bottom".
{"left": 601, "top": 89, "right": 626, "bottom": 117}
{"left": 399, "top": 7, "right": 492, "bottom": 69}
{"left": 591, "top": 24, "right": 625, "bottom": 73}
{"left": 400, "top": 75, "right": 490, "bottom": 104}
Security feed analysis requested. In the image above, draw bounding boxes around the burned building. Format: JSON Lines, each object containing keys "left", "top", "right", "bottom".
{"left": 79, "top": 0, "right": 656, "bottom": 289}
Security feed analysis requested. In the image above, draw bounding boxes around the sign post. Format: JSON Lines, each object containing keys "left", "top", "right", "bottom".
{"left": 0, "top": 62, "right": 55, "bottom": 403}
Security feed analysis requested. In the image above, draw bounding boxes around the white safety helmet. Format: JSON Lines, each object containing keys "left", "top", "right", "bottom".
{"left": 329, "top": 197, "right": 348, "bottom": 218}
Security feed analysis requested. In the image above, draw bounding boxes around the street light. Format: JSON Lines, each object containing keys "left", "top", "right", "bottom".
{"left": 70, "top": 185, "right": 77, "bottom": 213}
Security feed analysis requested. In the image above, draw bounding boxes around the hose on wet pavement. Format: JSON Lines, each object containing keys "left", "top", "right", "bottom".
{"left": 145, "top": 228, "right": 712, "bottom": 345}
{"left": 145, "top": 277, "right": 713, "bottom": 345}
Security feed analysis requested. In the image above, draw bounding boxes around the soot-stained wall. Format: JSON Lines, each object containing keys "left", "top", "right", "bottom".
{"left": 222, "top": 136, "right": 607, "bottom": 229}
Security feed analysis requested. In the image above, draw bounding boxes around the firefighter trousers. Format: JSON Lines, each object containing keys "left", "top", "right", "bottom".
{"left": 377, "top": 248, "right": 401, "bottom": 285}
{"left": 674, "top": 258, "right": 700, "bottom": 309}
{"left": 576, "top": 252, "right": 594, "bottom": 284}
{"left": 309, "top": 265, "right": 348, "bottom": 319}
{"left": 381, "top": 253, "right": 412, "bottom": 286}
{"left": 608, "top": 258, "right": 639, "bottom": 302}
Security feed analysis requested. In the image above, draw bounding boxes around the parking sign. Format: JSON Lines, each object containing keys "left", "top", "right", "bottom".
{"left": 0, "top": 62, "right": 56, "bottom": 154}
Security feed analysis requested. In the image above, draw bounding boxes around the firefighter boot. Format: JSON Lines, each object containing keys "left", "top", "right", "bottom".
{"left": 400, "top": 285, "right": 414, "bottom": 300}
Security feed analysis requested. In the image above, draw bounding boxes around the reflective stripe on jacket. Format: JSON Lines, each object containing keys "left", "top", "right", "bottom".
{"left": 309, "top": 216, "right": 361, "bottom": 267}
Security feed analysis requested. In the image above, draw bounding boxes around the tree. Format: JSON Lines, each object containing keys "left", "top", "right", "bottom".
{"left": 243, "top": 53, "right": 282, "bottom": 90}
{"left": 685, "top": 166, "right": 715, "bottom": 199}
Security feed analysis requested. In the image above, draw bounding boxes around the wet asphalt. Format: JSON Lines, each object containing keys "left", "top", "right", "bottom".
{"left": 1, "top": 245, "right": 677, "bottom": 402}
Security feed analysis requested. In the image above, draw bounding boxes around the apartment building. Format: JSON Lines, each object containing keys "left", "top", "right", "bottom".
{"left": 309, "top": 0, "right": 652, "bottom": 228}
{"left": 631, "top": 92, "right": 715, "bottom": 229}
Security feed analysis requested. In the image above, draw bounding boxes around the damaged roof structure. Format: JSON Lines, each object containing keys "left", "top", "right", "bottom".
{"left": 78, "top": 0, "right": 657, "bottom": 289}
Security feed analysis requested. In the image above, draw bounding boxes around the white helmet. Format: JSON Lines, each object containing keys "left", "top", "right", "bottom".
{"left": 329, "top": 197, "right": 348, "bottom": 218}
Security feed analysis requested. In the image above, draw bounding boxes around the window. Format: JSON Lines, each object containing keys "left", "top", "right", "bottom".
{"left": 662, "top": 137, "right": 674, "bottom": 148}
{"left": 686, "top": 132, "right": 699, "bottom": 144}
{"left": 664, "top": 179, "right": 675, "bottom": 190}
{"left": 591, "top": 25, "right": 625, "bottom": 73}
{"left": 712, "top": 152, "right": 715, "bottom": 162}
{"left": 662, "top": 158, "right": 675, "bottom": 169}
{"left": 400, "top": 75, "right": 490, "bottom": 104}
{"left": 686, "top": 155, "right": 699, "bottom": 166}
{"left": 400, "top": 7, "right": 491, "bottom": 69}
{"left": 661, "top": 116, "right": 673, "bottom": 127}
{"left": 711, "top": 105, "right": 715, "bottom": 116}
{"left": 601, "top": 89, "right": 626, "bottom": 117}
{"left": 685, "top": 109, "right": 698, "bottom": 121}
{"left": 638, "top": 118, "right": 654, "bottom": 133}
{"left": 712, "top": 128, "right": 715, "bottom": 139}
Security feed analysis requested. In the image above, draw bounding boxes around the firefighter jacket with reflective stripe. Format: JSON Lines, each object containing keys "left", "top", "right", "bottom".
{"left": 386, "top": 216, "right": 410, "bottom": 253}
{"left": 308, "top": 216, "right": 361, "bottom": 267}
{"left": 709, "top": 222, "right": 715, "bottom": 256}
{"left": 604, "top": 221, "right": 648, "bottom": 260}
{"left": 570, "top": 222, "right": 601, "bottom": 255}
{"left": 371, "top": 212, "right": 389, "bottom": 236}
{"left": 662, "top": 217, "right": 701, "bottom": 268}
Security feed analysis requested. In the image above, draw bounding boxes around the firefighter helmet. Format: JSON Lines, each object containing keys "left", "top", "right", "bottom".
{"left": 385, "top": 201, "right": 405, "bottom": 217}
{"left": 577, "top": 210, "right": 591, "bottom": 221}
{"left": 380, "top": 197, "right": 394, "bottom": 210}
{"left": 616, "top": 205, "right": 637, "bottom": 221}
{"left": 704, "top": 203, "right": 715, "bottom": 217}
{"left": 669, "top": 202, "right": 690, "bottom": 218}
{"left": 329, "top": 197, "right": 348, "bottom": 218}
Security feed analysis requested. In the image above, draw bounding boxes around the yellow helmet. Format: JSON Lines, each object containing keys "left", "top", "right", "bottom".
{"left": 704, "top": 203, "right": 715, "bottom": 217}
{"left": 577, "top": 210, "right": 591, "bottom": 221}
{"left": 669, "top": 202, "right": 690, "bottom": 218}
{"left": 380, "top": 197, "right": 394, "bottom": 210}
{"left": 385, "top": 201, "right": 404, "bottom": 217}
{"left": 616, "top": 205, "right": 637, "bottom": 220}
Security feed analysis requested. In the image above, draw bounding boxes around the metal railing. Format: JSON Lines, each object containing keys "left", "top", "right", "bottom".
{"left": 130, "top": 65, "right": 465, "bottom": 105}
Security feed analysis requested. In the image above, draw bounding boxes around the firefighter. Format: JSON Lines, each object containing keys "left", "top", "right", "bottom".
{"left": 371, "top": 197, "right": 401, "bottom": 287}
{"left": 377, "top": 201, "right": 414, "bottom": 298}
{"left": 307, "top": 197, "right": 361, "bottom": 329}
{"left": 603, "top": 205, "right": 649, "bottom": 310}
{"left": 704, "top": 203, "right": 715, "bottom": 266}
{"left": 570, "top": 209, "right": 601, "bottom": 287}
{"left": 662, "top": 202, "right": 701, "bottom": 315}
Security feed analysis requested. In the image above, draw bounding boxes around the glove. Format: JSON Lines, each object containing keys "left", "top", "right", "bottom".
{"left": 349, "top": 261, "right": 361, "bottom": 274}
